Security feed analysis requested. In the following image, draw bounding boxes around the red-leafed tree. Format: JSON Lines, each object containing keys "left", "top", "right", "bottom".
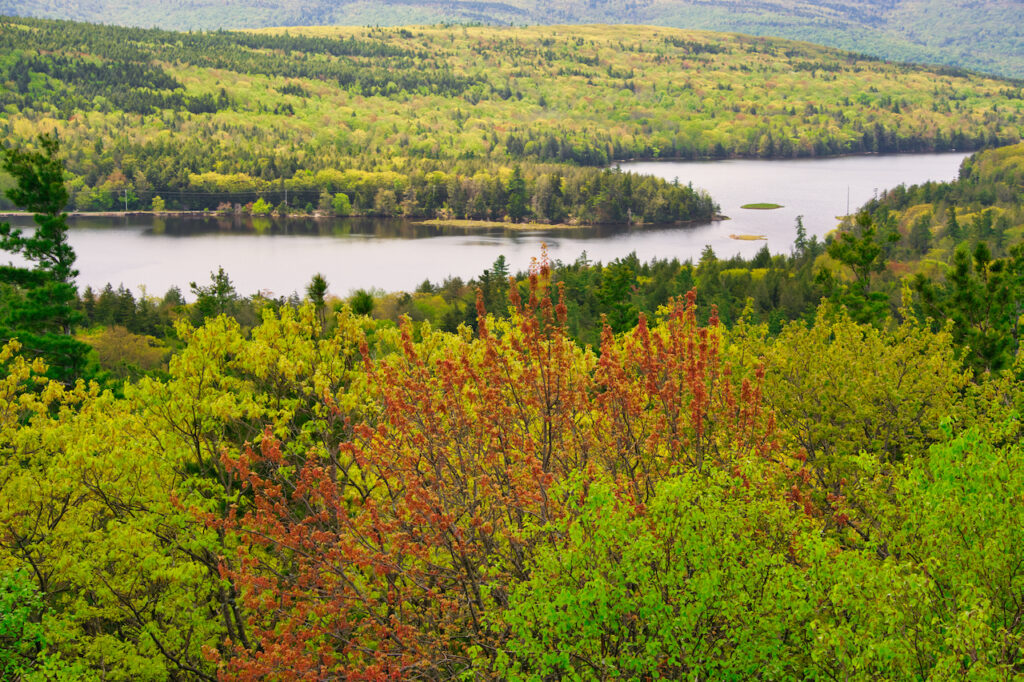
{"left": 208, "top": 262, "right": 777, "bottom": 680}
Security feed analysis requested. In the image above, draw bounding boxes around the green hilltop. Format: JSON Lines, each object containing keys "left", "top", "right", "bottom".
{"left": 1, "top": 16, "right": 1022, "bottom": 216}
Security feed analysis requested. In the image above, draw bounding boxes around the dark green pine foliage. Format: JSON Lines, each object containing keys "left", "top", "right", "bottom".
{"left": 306, "top": 272, "right": 328, "bottom": 331}
{"left": 945, "top": 206, "right": 962, "bottom": 242}
{"left": 479, "top": 255, "right": 510, "bottom": 315}
{"left": 597, "top": 259, "right": 640, "bottom": 333}
{"left": 0, "top": 134, "right": 89, "bottom": 383}
{"left": 825, "top": 212, "right": 898, "bottom": 326}
{"left": 507, "top": 165, "right": 528, "bottom": 223}
{"left": 914, "top": 243, "right": 1024, "bottom": 375}
{"left": 189, "top": 266, "right": 239, "bottom": 323}
{"left": 908, "top": 213, "right": 932, "bottom": 255}
{"left": 349, "top": 289, "right": 374, "bottom": 317}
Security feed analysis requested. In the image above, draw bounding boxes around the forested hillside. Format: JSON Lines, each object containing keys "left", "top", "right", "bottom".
{"left": 3, "top": 0, "right": 1022, "bottom": 77}
{"left": 1, "top": 16, "right": 1022, "bottom": 218}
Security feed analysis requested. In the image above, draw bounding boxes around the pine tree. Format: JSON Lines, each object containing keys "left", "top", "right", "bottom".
{"left": 0, "top": 134, "right": 89, "bottom": 382}
{"left": 909, "top": 213, "right": 932, "bottom": 255}
{"left": 306, "top": 273, "right": 328, "bottom": 330}
{"left": 189, "top": 267, "right": 238, "bottom": 322}
{"left": 946, "top": 206, "right": 962, "bottom": 242}
{"left": 507, "top": 165, "right": 528, "bottom": 222}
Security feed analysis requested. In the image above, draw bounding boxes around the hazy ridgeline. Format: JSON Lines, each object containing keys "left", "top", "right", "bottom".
{"left": 6, "top": 0, "right": 1023, "bottom": 77}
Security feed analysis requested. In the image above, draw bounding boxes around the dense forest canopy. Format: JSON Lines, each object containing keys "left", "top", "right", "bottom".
{"left": 3, "top": 0, "right": 1022, "bottom": 78}
{"left": 1, "top": 8, "right": 1024, "bottom": 678}
{"left": 4, "top": 238, "right": 1024, "bottom": 679}
{"left": 0, "top": 17, "right": 1022, "bottom": 218}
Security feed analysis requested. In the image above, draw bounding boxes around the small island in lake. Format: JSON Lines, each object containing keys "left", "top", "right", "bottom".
{"left": 741, "top": 203, "right": 784, "bottom": 210}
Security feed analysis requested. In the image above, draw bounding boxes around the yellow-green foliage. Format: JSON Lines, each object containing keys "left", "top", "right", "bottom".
{"left": 964, "top": 141, "right": 1024, "bottom": 191}
{"left": 753, "top": 305, "right": 969, "bottom": 482}
{"left": 843, "top": 143, "right": 1024, "bottom": 279}
{"left": 897, "top": 203, "right": 933, "bottom": 233}
{"left": 77, "top": 325, "right": 169, "bottom": 379}
{"left": 0, "top": 306, "right": 373, "bottom": 679}
{"left": 9, "top": 0, "right": 1024, "bottom": 78}
{"left": 1, "top": 295, "right": 1023, "bottom": 678}
{"left": 140, "top": 24, "right": 1024, "bottom": 164}
{"left": 721, "top": 267, "right": 768, "bottom": 281}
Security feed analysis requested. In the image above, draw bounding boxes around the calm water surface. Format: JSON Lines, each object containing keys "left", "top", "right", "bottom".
{"left": 5, "top": 152, "right": 969, "bottom": 298}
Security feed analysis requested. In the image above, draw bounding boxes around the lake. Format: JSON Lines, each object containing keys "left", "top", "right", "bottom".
{"left": 2, "top": 152, "right": 969, "bottom": 299}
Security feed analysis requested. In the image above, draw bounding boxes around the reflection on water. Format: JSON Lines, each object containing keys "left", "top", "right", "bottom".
{"left": 63, "top": 214, "right": 653, "bottom": 241}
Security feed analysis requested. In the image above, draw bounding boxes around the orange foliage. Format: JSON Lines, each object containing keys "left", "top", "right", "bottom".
{"left": 209, "top": 276, "right": 778, "bottom": 679}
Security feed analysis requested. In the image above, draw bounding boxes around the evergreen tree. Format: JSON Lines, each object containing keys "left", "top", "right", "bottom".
{"left": 350, "top": 289, "right": 374, "bottom": 316}
{"left": 189, "top": 266, "right": 239, "bottom": 322}
{"left": 946, "top": 206, "right": 962, "bottom": 242}
{"left": 908, "top": 213, "right": 932, "bottom": 255}
{"left": 317, "top": 189, "right": 333, "bottom": 214}
{"left": 306, "top": 273, "right": 328, "bottom": 330}
{"left": 0, "top": 134, "right": 89, "bottom": 382}
{"left": 507, "top": 165, "right": 528, "bottom": 222}
{"left": 826, "top": 211, "right": 896, "bottom": 325}
{"left": 793, "top": 215, "right": 809, "bottom": 257}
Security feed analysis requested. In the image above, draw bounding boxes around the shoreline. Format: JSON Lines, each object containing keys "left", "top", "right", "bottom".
{"left": 614, "top": 148, "right": 977, "bottom": 165}
{"left": 0, "top": 211, "right": 729, "bottom": 226}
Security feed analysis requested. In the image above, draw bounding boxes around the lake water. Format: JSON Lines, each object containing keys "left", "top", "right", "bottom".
{"left": 2, "top": 152, "right": 969, "bottom": 299}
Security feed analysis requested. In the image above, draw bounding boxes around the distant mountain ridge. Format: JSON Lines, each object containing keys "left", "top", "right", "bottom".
{"left": 0, "top": 0, "right": 1021, "bottom": 78}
